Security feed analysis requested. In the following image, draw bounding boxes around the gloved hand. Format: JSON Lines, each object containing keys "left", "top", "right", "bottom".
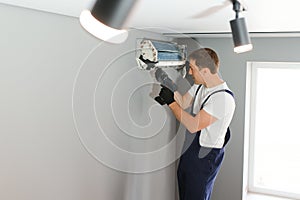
{"left": 158, "top": 85, "right": 175, "bottom": 105}
{"left": 154, "top": 96, "right": 166, "bottom": 105}
{"left": 155, "top": 68, "right": 177, "bottom": 92}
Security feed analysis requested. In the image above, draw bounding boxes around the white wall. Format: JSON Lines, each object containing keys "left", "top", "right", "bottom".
{"left": 0, "top": 4, "right": 178, "bottom": 200}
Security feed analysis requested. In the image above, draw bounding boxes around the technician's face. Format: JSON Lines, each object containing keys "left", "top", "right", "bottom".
{"left": 189, "top": 59, "right": 204, "bottom": 85}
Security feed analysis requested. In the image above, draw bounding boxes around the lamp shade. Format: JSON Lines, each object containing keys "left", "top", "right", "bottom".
{"left": 80, "top": 0, "right": 137, "bottom": 44}
{"left": 230, "top": 17, "right": 253, "bottom": 53}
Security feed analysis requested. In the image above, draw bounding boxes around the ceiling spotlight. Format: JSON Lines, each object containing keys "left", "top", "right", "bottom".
{"left": 80, "top": 0, "right": 137, "bottom": 44}
{"left": 230, "top": 0, "right": 253, "bottom": 53}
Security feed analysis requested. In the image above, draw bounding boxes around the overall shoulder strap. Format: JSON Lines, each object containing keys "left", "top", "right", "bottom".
{"left": 191, "top": 84, "right": 202, "bottom": 114}
{"left": 194, "top": 84, "right": 202, "bottom": 98}
{"left": 200, "top": 89, "right": 234, "bottom": 110}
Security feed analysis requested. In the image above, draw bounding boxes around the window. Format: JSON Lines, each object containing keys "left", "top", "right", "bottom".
{"left": 245, "top": 62, "right": 300, "bottom": 200}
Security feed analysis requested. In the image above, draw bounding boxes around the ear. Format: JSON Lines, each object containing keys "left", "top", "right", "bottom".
{"left": 202, "top": 67, "right": 210, "bottom": 74}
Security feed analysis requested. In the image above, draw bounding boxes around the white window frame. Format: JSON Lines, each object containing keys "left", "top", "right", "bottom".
{"left": 244, "top": 61, "right": 300, "bottom": 200}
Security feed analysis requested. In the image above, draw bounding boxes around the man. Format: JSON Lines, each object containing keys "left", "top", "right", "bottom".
{"left": 157, "top": 48, "right": 235, "bottom": 200}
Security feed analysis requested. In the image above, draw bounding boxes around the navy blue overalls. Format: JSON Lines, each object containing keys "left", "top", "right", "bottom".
{"left": 177, "top": 85, "right": 234, "bottom": 200}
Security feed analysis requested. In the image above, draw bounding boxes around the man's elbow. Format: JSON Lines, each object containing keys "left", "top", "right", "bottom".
{"left": 187, "top": 126, "right": 200, "bottom": 134}
{"left": 180, "top": 104, "right": 188, "bottom": 110}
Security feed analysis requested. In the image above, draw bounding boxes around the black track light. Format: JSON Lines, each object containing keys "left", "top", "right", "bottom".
{"left": 80, "top": 0, "right": 137, "bottom": 44}
{"left": 230, "top": 0, "right": 253, "bottom": 53}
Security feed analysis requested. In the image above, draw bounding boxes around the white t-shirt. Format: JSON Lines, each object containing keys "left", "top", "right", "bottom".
{"left": 188, "top": 82, "right": 235, "bottom": 148}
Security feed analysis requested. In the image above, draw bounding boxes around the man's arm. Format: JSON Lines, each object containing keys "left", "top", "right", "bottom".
{"left": 154, "top": 68, "right": 194, "bottom": 109}
{"left": 158, "top": 86, "right": 217, "bottom": 133}
{"left": 174, "top": 91, "right": 193, "bottom": 110}
{"left": 169, "top": 102, "right": 217, "bottom": 133}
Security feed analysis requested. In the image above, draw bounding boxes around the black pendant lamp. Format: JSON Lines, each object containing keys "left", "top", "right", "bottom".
{"left": 230, "top": 0, "right": 253, "bottom": 53}
{"left": 80, "top": 0, "right": 137, "bottom": 44}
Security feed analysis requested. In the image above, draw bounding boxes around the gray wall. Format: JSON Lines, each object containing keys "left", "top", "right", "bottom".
{"left": 0, "top": 4, "right": 178, "bottom": 200}
{"left": 178, "top": 36, "right": 300, "bottom": 200}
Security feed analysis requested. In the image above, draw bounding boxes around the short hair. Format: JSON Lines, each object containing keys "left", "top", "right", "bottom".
{"left": 188, "top": 48, "right": 219, "bottom": 74}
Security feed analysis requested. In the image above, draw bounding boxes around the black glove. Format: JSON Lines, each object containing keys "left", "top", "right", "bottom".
{"left": 158, "top": 85, "right": 175, "bottom": 105}
{"left": 154, "top": 96, "right": 166, "bottom": 105}
{"left": 155, "top": 68, "right": 177, "bottom": 92}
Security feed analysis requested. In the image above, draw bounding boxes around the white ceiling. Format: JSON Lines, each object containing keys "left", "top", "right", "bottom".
{"left": 1, "top": 0, "right": 300, "bottom": 36}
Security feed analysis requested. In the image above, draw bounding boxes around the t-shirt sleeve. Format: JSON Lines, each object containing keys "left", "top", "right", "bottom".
{"left": 203, "top": 92, "right": 235, "bottom": 119}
